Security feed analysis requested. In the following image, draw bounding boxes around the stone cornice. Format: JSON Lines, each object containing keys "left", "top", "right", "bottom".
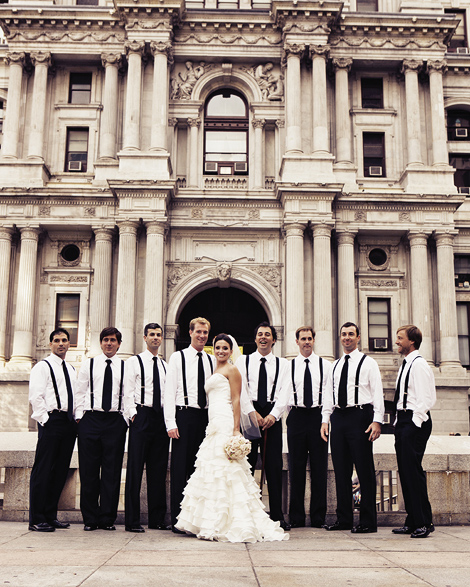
{"left": 335, "top": 201, "right": 462, "bottom": 213}
{"left": 169, "top": 200, "right": 281, "bottom": 210}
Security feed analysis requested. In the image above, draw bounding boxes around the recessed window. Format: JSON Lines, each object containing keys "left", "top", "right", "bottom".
{"left": 368, "top": 298, "right": 391, "bottom": 352}
{"left": 445, "top": 9, "right": 467, "bottom": 52}
{"left": 363, "top": 132, "right": 385, "bottom": 177}
{"left": 60, "top": 244, "right": 81, "bottom": 264}
{"left": 457, "top": 302, "right": 470, "bottom": 367}
{"left": 369, "top": 248, "right": 388, "bottom": 267}
{"left": 65, "top": 128, "right": 88, "bottom": 172}
{"left": 447, "top": 110, "right": 470, "bottom": 141}
{"left": 76, "top": 0, "right": 99, "bottom": 6}
{"left": 0, "top": 100, "right": 3, "bottom": 150}
{"left": 361, "top": 78, "right": 383, "bottom": 109}
{"left": 56, "top": 294, "right": 80, "bottom": 347}
{"left": 449, "top": 154, "right": 470, "bottom": 191}
{"left": 357, "top": 0, "right": 378, "bottom": 11}
{"left": 455, "top": 255, "right": 470, "bottom": 288}
{"left": 69, "top": 72, "right": 92, "bottom": 105}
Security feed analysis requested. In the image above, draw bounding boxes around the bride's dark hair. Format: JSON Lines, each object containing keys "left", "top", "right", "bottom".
{"left": 213, "top": 333, "right": 233, "bottom": 349}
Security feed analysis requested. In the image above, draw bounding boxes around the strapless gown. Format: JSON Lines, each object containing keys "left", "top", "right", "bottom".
{"left": 175, "top": 372, "right": 288, "bottom": 542}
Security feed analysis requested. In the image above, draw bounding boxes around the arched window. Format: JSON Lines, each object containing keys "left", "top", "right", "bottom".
{"left": 204, "top": 89, "right": 248, "bottom": 176}
{"left": 447, "top": 109, "right": 470, "bottom": 141}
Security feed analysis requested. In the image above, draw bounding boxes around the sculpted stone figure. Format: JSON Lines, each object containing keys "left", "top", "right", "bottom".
{"left": 254, "top": 63, "right": 284, "bottom": 101}
{"left": 171, "top": 61, "right": 206, "bottom": 100}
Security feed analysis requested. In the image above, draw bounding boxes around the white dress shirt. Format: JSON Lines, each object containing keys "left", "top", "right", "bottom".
{"left": 287, "top": 352, "right": 332, "bottom": 408}
{"left": 395, "top": 349, "right": 436, "bottom": 428}
{"left": 123, "top": 350, "right": 167, "bottom": 421}
{"left": 235, "top": 351, "right": 290, "bottom": 421}
{"left": 322, "top": 348, "right": 384, "bottom": 424}
{"left": 29, "top": 353, "right": 77, "bottom": 425}
{"left": 75, "top": 353, "right": 125, "bottom": 420}
{"left": 164, "top": 345, "right": 216, "bottom": 431}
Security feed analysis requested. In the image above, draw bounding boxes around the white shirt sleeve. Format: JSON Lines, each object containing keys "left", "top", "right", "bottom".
{"left": 163, "top": 352, "right": 179, "bottom": 431}
{"left": 270, "top": 358, "right": 290, "bottom": 421}
{"left": 123, "top": 356, "right": 139, "bottom": 421}
{"left": 410, "top": 358, "right": 436, "bottom": 428}
{"left": 75, "top": 358, "right": 90, "bottom": 420}
{"left": 29, "top": 361, "right": 50, "bottom": 426}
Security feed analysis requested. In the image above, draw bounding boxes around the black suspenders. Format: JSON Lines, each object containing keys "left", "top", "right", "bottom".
{"left": 180, "top": 350, "right": 213, "bottom": 406}
{"left": 332, "top": 353, "right": 367, "bottom": 407}
{"left": 291, "top": 357, "right": 324, "bottom": 407}
{"left": 402, "top": 355, "right": 421, "bottom": 410}
{"left": 247, "top": 354, "right": 279, "bottom": 403}
{"left": 136, "top": 354, "right": 167, "bottom": 406}
{"left": 43, "top": 359, "right": 62, "bottom": 410}
{"left": 89, "top": 358, "right": 124, "bottom": 412}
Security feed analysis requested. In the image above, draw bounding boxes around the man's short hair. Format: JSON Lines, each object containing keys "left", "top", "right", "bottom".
{"left": 295, "top": 326, "right": 315, "bottom": 340}
{"left": 100, "top": 326, "right": 122, "bottom": 344}
{"left": 189, "top": 317, "right": 211, "bottom": 332}
{"left": 254, "top": 321, "right": 277, "bottom": 342}
{"left": 397, "top": 324, "right": 422, "bottom": 349}
{"left": 340, "top": 322, "right": 360, "bottom": 336}
{"left": 49, "top": 329, "right": 70, "bottom": 342}
{"left": 144, "top": 323, "right": 162, "bottom": 336}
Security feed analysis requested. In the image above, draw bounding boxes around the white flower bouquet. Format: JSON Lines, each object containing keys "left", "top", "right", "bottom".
{"left": 224, "top": 435, "right": 252, "bottom": 462}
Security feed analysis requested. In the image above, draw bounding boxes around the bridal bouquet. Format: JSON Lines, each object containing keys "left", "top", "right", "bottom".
{"left": 224, "top": 435, "right": 251, "bottom": 462}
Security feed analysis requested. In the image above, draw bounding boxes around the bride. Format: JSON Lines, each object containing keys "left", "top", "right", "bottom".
{"left": 175, "top": 333, "right": 288, "bottom": 542}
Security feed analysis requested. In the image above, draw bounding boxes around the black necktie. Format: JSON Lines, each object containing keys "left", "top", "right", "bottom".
{"left": 392, "top": 359, "right": 406, "bottom": 420}
{"left": 338, "top": 355, "right": 350, "bottom": 409}
{"left": 62, "top": 361, "right": 74, "bottom": 421}
{"left": 153, "top": 356, "right": 161, "bottom": 411}
{"left": 258, "top": 357, "right": 268, "bottom": 408}
{"left": 102, "top": 359, "right": 112, "bottom": 412}
{"left": 197, "top": 352, "right": 206, "bottom": 408}
{"left": 303, "top": 358, "right": 313, "bottom": 408}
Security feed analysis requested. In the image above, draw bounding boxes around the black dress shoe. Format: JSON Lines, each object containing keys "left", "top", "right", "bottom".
{"left": 279, "top": 520, "right": 291, "bottom": 531}
{"left": 84, "top": 524, "right": 99, "bottom": 531}
{"left": 48, "top": 519, "right": 70, "bottom": 529}
{"left": 325, "top": 521, "right": 352, "bottom": 531}
{"left": 310, "top": 522, "right": 325, "bottom": 528}
{"left": 428, "top": 523, "right": 435, "bottom": 533}
{"left": 28, "top": 522, "right": 55, "bottom": 532}
{"left": 99, "top": 524, "right": 116, "bottom": 531}
{"left": 125, "top": 525, "right": 145, "bottom": 533}
{"left": 149, "top": 524, "right": 171, "bottom": 530}
{"left": 172, "top": 526, "right": 186, "bottom": 534}
{"left": 411, "top": 526, "right": 431, "bottom": 538}
{"left": 351, "top": 524, "right": 377, "bottom": 534}
{"left": 392, "top": 525, "right": 413, "bottom": 535}
{"left": 289, "top": 521, "right": 305, "bottom": 528}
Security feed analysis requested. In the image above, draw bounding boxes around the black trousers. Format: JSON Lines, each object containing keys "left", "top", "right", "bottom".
{"left": 287, "top": 407, "right": 327, "bottom": 526}
{"left": 78, "top": 411, "right": 128, "bottom": 527}
{"left": 125, "top": 406, "right": 170, "bottom": 528}
{"left": 394, "top": 410, "right": 433, "bottom": 529}
{"left": 170, "top": 407, "right": 208, "bottom": 526}
{"left": 330, "top": 404, "right": 377, "bottom": 529}
{"left": 29, "top": 411, "right": 77, "bottom": 525}
{"left": 248, "top": 402, "right": 284, "bottom": 522}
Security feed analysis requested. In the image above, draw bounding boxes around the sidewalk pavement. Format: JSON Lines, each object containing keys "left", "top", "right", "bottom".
{"left": 1, "top": 522, "right": 470, "bottom": 587}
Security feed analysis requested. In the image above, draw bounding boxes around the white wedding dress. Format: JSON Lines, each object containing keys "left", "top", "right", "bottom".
{"left": 175, "top": 372, "right": 288, "bottom": 543}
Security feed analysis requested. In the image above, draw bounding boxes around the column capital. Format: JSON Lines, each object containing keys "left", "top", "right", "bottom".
{"left": 165, "top": 324, "right": 179, "bottom": 339}
{"left": 5, "top": 52, "right": 25, "bottom": 67}
{"left": 125, "top": 40, "right": 145, "bottom": 57}
{"left": 332, "top": 57, "right": 353, "bottom": 72}
{"left": 146, "top": 220, "right": 167, "bottom": 236}
{"left": 93, "top": 226, "right": 114, "bottom": 242}
{"left": 434, "top": 231, "right": 457, "bottom": 247}
{"left": 283, "top": 43, "right": 305, "bottom": 58}
{"left": 252, "top": 118, "right": 266, "bottom": 130}
{"left": 427, "top": 60, "right": 447, "bottom": 75}
{"left": 101, "top": 53, "right": 122, "bottom": 68}
{"left": 401, "top": 59, "right": 423, "bottom": 74}
{"left": 336, "top": 230, "right": 356, "bottom": 246}
{"left": 187, "top": 117, "right": 201, "bottom": 128}
{"left": 30, "top": 52, "right": 51, "bottom": 67}
{"left": 312, "top": 224, "right": 332, "bottom": 238}
{"left": 19, "top": 226, "right": 40, "bottom": 242}
{"left": 309, "top": 45, "right": 330, "bottom": 60}
{"left": 275, "top": 118, "right": 285, "bottom": 129}
{"left": 168, "top": 117, "right": 178, "bottom": 127}
{"left": 0, "top": 226, "right": 14, "bottom": 242}
{"left": 118, "top": 220, "right": 139, "bottom": 237}
{"left": 408, "top": 231, "right": 430, "bottom": 247}
{"left": 150, "top": 41, "right": 174, "bottom": 63}
{"left": 284, "top": 222, "right": 306, "bottom": 238}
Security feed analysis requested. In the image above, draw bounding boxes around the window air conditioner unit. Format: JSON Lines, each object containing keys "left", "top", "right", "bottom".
{"left": 457, "top": 47, "right": 469, "bottom": 54}
{"left": 234, "top": 162, "right": 247, "bottom": 173}
{"left": 456, "top": 128, "right": 468, "bottom": 138}
{"left": 204, "top": 162, "right": 217, "bottom": 173}
{"left": 373, "top": 338, "right": 388, "bottom": 350}
{"left": 458, "top": 187, "right": 470, "bottom": 194}
{"left": 68, "top": 161, "right": 82, "bottom": 171}
{"left": 369, "top": 166, "right": 383, "bottom": 176}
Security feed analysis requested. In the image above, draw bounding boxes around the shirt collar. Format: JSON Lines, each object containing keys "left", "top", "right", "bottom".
{"left": 188, "top": 345, "right": 204, "bottom": 358}
{"left": 142, "top": 349, "right": 158, "bottom": 361}
{"left": 48, "top": 353, "right": 63, "bottom": 366}
{"left": 403, "top": 349, "right": 420, "bottom": 362}
{"left": 253, "top": 350, "right": 274, "bottom": 363}
{"left": 296, "top": 352, "right": 316, "bottom": 362}
{"left": 342, "top": 347, "right": 361, "bottom": 360}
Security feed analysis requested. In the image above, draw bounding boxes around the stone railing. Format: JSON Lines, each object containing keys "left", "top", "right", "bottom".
{"left": 1, "top": 433, "right": 469, "bottom": 525}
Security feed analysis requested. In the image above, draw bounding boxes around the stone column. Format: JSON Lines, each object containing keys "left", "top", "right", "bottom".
{"left": 310, "top": 46, "right": 330, "bottom": 153}
{"left": 100, "top": 53, "right": 121, "bottom": 159}
{"left": 150, "top": 42, "right": 172, "bottom": 151}
{"left": 115, "top": 221, "right": 139, "bottom": 358}
{"left": 313, "top": 224, "right": 334, "bottom": 360}
{"left": 252, "top": 118, "right": 265, "bottom": 188}
{"left": 187, "top": 117, "right": 201, "bottom": 187}
{"left": 336, "top": 230, "right": 356, "bottom": 328}
{"left": 89, "top": 227, "right": 114, "bottom": 356}
{"left": 333, "top": 58, "right": 353, "bottom": 164}
{"left": 2, "top": 52, "right": 25, "bottom": 158}
{"left": 10, "top": 227, "right": 40, "bottom": 365}
{"left": 0, "top": 227, "right": 14, "bottom": 364}
{"left": 123, "top": 41, "right": 145, "bottom": 151}
{"left": 144, "top": 221, "right": 166, "bottom": 326}
{"left": 284, "top": 43, "right": 305, "bottom": 153}
{"left": 408, "top": 232, "right": 432, "bottom": 361}
{"left": 427, "top": 60, "right": 448, "bottom": 166}
{"left": 285, "top": 223, "right": 306, "bottom": 358}
{"left": 435, "top": 232, "right": 461, "bottom": 368}
{"left": 27, "top": 52, "right": 51, "bottom": 159}
{"left": 402, "top": 59, "right": 423, "bottom": 166}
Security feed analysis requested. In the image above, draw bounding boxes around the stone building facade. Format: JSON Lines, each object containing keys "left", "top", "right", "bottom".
{"left": 0, "top": 0, "right": 469, "bottom": 434}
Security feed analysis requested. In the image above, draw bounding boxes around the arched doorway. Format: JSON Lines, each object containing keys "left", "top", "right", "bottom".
{"left": 176, "top": 287, "right": 268, "bottom": 354}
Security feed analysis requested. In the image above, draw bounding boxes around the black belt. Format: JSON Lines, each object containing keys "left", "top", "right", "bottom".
{"left": 336, "top": 404, "right": 370, "bottom": 411}
{"left": 177, "top": 405, "right": 206, "bottom": 411}
{"left": 48, "top": 409, "right": 68, "bottom": 414}
{"left": 291, "top": 405, "right": 321, "bottom": 410}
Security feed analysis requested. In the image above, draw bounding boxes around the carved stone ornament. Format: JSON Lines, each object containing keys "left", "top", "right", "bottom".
{"left": 401, "top": 59, "right": 423, "bottom": 74}
{"left": 167, "top": 264, "right": 197, "bottom": 292}
{"left": 399, "top": 212, "right": 411, "bottom": 222}
{"left": 39, "top": 206, "right": 51, "bottom": 217}
{"left": 332, "top": 57, "right": 353, "bottom": 72}
{"left": 241, "top": 63, "right": 284, "bottom": 101}
{"left": 354, "top": 210, "right": 366, "bottom": 221}
{"left": 5, "top": 52, "right": 25, "bottom": 66}
{"left": 248, "top": 209, "right": 260, "bottom": 219}
{"left": 252, "top": 118, "right": 266, "bottom": 130}
{"left": 170, "top": 61, "right": 211, "bottom": 100}
{"left": 192, "top": 208, "right": 203, "bottom": 219}
{"left": 30, "top": 52, "right": 51, "bottom": 67}
{"left": 257, "top": 266, "right": 282, "bottom": 292}
{"left": 101, "top": 53, "right": 122, "bottom": 68}
{"left": 216, "top": 262, "right": 232, "bottom": 282}
{"left": 427, "top": 60, "right": 448, "bottom": 75}
{"left": 49, "top": 275, "right": 88, "bottom": 283}
{"left": 360, "top": 279, "right": 398, "bottom": 288}
{"left": 8, "top": 31, "right": 125, "bottom": 45}
{"left": 84, "top": 207, "right": 96, "bottom": 217}
{"left": 125, "top": 40, "right": 145, "bottom": 56}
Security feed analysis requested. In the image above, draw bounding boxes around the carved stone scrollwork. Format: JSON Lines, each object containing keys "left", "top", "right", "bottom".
{"left": 101, "top": 53, "right": 122, "bottom": 68}
{"left": 124, "top": 40, "right": 145, "bottom": 57}
{"left": 30, "top": 52, "right": 51, "bottom": 67}
{"left": 401, "top": 59, "right": 423, "bottom": 74}
{"left": 257, "top": 265, "right": 282, "bottom": 292}
{"left": 354, "top": 210, "right": 366, "bottom": 221}
{"left": 187, "top": 117, "right": 201, "bottom": 128}
{"left": 332, "top": 57, "right": 353, "bottom": 72}
{"left": 283, "top": 43, "right": 306, "bottom": 58}
{"left": 216, "top": 262, "right": 232, "bottom": 286}
{"left": 275, "top": 119, "right": 285, "bottom": 129}
{"left": 399, "top": 212, "right": 411, "bottom": 222}
{"left": 5, "top": 52, "right": 25, "bottom": 66}
{"left": 309, "top": 45, "right": 330, "bottom": 60}
{"left": 427, "top": 60, "right": 448, "bottom": 75}
{"left": 252, "top": 119, "right": 266, "bottom": 130}
{"left": 360, "top": 279, "right": 398, "bottom": 288}
{"left": 167, "top": 264, "right": 197, "bottom": 292}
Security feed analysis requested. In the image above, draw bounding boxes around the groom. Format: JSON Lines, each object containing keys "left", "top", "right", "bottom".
{"left": 164, "top": 317, "right": 216, "bottom": 532}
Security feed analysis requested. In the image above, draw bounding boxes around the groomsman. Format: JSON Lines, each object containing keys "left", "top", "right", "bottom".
{"left": 321, "top": 322, "right": 384, "bottom": 533}
{"left": 392, "top": 325, "right": 436, "bottom": 538}
{"left": 76, "top": 327, "right": 127, "bottom": 531}
{"left": 164, "top": 317, "right": 215, "bottom": 531}
{"left": 123, "top": 323, "right": 170, "bottom": 533}
{"left": 235, "top": 322, "right": 290, "bottom": 530}
{"left": 287, "top": 326, "right": 331, "bottom": 528}
{"left": 28, "top": 329, "right": 77, "bottom": 532}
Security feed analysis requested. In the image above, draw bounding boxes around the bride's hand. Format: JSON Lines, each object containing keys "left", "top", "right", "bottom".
{"left": 233, "top": 430, "right": 242, "bottom": 437}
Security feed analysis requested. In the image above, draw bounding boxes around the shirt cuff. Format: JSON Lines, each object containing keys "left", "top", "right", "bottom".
{"left": 412, "top": 413, "right": 424, "bottom": 428}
